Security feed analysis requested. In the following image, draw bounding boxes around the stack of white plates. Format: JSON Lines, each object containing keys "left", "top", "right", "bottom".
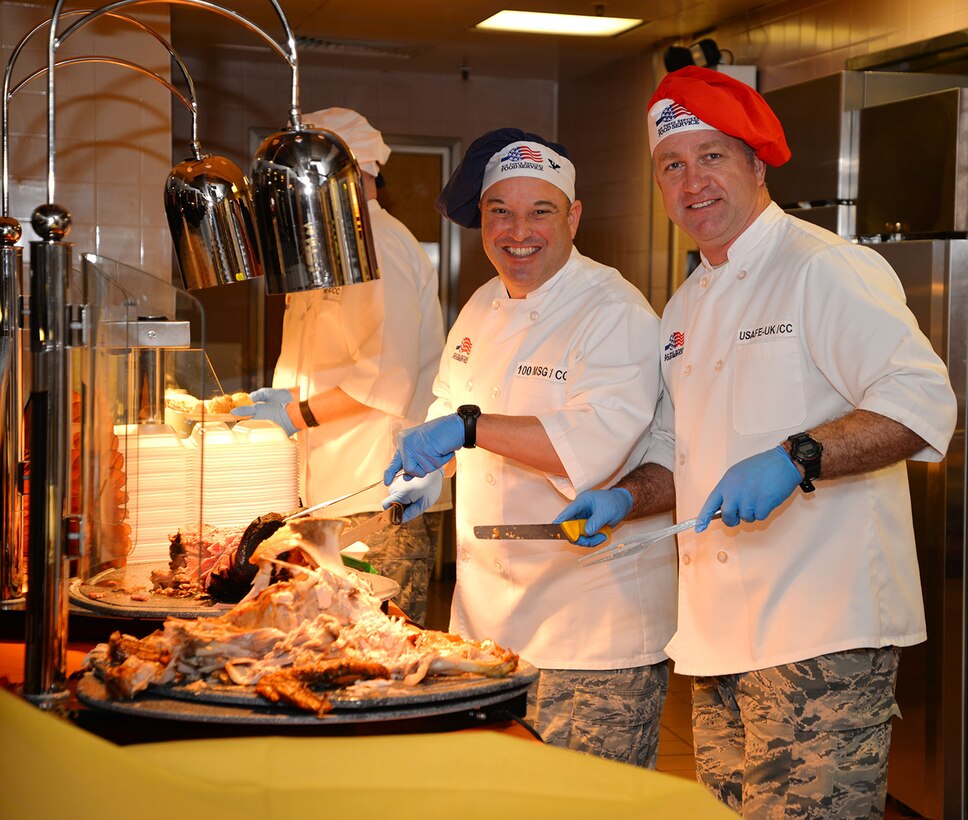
{"left": 186, "top": 419, "right": 299, "bottom": 529}
{"left": 117, "top": 420, "right": 299, "bottom": 562}
{"left": 117, "top": 424, "right": 190, "bottom": 562}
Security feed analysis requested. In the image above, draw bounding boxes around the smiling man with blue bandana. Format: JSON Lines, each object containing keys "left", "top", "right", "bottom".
{"left": 380, "top": 127, "right": 677, "bottom": 766}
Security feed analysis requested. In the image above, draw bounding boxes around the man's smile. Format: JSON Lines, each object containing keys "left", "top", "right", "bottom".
{"left": 504, "top": 246, "right": 540, "bottom": 257}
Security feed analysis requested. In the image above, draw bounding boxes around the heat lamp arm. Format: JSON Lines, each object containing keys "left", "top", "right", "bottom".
{"left": 10, "top": 58, "right": 193, "bottom": 120}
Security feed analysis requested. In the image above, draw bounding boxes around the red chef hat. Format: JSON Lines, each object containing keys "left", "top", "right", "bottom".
{"left": 647, "top": 66, "right": 791, "bottom": 167}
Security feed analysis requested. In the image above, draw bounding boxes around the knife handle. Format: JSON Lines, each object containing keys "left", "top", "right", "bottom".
{"left": 559, "top": 519, "right": 613, "bottom": 543}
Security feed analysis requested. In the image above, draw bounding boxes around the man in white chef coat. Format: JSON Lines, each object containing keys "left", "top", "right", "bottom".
{"left": 559, "top": 67, "right": 958, "bottom": 816}
{"left": 233, "top": 108, "right": 447, "bottom": 625}
{"left": 381, "top": 128, "right": 678, "bottom": 767}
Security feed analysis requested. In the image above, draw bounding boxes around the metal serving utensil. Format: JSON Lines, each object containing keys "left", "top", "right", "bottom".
{"left": 283, "top": 471, "right": 404, "bottom": 522}
{"left": 579, "top": 511, "right": 723, "bottom": 567}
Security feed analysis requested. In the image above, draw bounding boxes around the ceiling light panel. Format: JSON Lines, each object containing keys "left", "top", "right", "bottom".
{"left": 475, "top": 10, "right": 643, "bottom": 37}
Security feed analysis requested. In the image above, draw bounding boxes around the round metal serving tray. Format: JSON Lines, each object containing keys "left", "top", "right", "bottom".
{"left": 69, "top": 561, "right": 401, "bottom": 619}
{"left": 75, "top": 661, "right": 538, "bottom": 725}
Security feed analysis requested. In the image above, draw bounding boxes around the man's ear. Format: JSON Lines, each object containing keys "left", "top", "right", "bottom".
{"left": 568, "top": 199, "right": 583, "bottom": 238}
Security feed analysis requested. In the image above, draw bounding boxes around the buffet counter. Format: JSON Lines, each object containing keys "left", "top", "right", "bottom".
{"left": 0, "top": 627, "right": 737, "bottom": 820}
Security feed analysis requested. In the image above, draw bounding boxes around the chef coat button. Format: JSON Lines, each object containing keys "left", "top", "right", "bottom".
{"left": 485, "top": 473, "right": 496, "bottom": 486}
{"left": 714, "top": 360, "right": 723, "bottom": 371}
{"left": 682, "top": 553, "right": 692, "bottom": 565}
{"left": 460, "top": 549, "right": 470, "bottom": 562}
{"left": 529, "top": 310, "right": 539, "bottom": 321}
{"left": 494, "top": 560, "right": 504, "bottom": 574}
{"left": 717, "top": 550, "right": 729, "bottom": 563}
{"left": 678, "top": 453, "right": 686, "bottom": 466}
{"left": 492, "top": 300, "right": 501, "bottom": 310}
{"left": 465, "top": 381, "right": 473, "bottom": 391}
{"left": 683, "top": 364, "right": 692, "bottom": 376}
{"left": 491, "top": 387, "right": 500, "bottom": 398}
{"left": 700, "top": 276, "right": 709, "bottom": 288}
{"left": 737, "top": 270, "right": 748, "bottom": 280}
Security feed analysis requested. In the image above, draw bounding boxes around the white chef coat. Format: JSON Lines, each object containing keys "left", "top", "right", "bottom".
{"left": 430, "top": 247, "right": 677, "bottom": 670}
{"left": 647, "top": 202, "right": 956, "bottom": 677}
{"left": 273, "top": 200, "right": 445, "bottom": 514}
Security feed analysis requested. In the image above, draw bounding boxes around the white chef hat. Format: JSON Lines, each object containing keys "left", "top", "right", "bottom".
{"left": 481, "top": 140, "right": 575, "bottom": 202}
{"left": 302, "top": 107, "right": 391, "bottom": 176}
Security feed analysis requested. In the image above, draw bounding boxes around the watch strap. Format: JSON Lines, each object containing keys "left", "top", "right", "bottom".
{"left": 457, "top": 405, "right": 480, "bottom": 448}
{"left": 298, "top": 399, "right": 319, "bottom": 429}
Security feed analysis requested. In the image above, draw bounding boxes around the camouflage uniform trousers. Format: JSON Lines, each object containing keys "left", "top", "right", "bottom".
{"left": 342, "top": 510, "right": 441, "bottom": 625}
{"left": 692, "top": 646, "right": 901, "bottom": 819}
{"left": 525, "top": 660, "right": 670, "bottom": 768}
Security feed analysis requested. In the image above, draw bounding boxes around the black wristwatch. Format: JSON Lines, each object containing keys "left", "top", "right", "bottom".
{"left": 456, "top": 404, "right": 481, "bottom": 448}
{"left": 786, "top": 432, "right": 823, "bottom": 493}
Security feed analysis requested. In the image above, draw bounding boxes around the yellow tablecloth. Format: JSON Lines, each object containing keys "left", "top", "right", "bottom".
{"left": 0, "top": 688, "right": 736, "bottom": 819}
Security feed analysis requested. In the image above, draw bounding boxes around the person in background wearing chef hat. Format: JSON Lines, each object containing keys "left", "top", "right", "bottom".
{"left": 557, "top": 66, "right": 957, "bottom": 816}
{"left": 379, "top": 128, "right": 678, "bottom": 767}
{"left": 233, "top": 107, "right": 447, "bottom": 625}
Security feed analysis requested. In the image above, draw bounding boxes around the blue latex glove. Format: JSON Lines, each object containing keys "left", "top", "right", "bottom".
{"left": 383, "top": 414, "right": 465, "bottom": 484}
{"left": 553, "top": 488, "right": 634, "bottom": 547}
{"left": 382, "top": 469, "right": 444, "bottom": 523}
{"left": 696, "top": 445, "right": 802, "bottom": 532}
{"left": 230, "top": 387, "right": 297, "bottom": 436}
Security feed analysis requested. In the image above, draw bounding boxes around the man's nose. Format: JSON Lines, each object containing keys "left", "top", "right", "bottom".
{"left": 507, "top": 215, "right": 531, "bottom": 240}
{"left": 683, "top": 164, "right": 706, "bottom": 193}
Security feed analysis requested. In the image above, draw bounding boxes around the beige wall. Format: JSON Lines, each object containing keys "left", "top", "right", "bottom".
{"left": 719, "top": 0, "right": 968, "bottom": 92}
{"left": 2, "top": 3, "right": 172, "bottom": 278}
{"left": 178, "top": 54, "right": 557, "bottom": 387}
{"left": 179, "top": 54, "right": 557, "bottom": 306}
{"left": 561, "top": 0, "right": 968, "bottom": 313}
{"left": 5, "top": 0, "right": 966, "bottom": 323}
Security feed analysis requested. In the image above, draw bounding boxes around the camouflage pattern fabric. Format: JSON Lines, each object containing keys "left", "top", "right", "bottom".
{"left": 342, "top": 510, "right": 441, "bottom": 625}
{"left": 692, "top": 646, "right": 901, "bottom": 818}
{"left": 525, "top": 661, "right": 670, "bottom": 768}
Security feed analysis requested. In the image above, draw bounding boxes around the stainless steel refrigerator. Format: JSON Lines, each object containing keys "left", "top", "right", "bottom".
{"left": 865, "top": 238, "right": 966, "bottom": 820}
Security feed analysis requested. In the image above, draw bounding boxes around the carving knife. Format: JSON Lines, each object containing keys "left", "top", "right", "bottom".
{"left": 473, "top": 520, "right": 611, "bottom": 542}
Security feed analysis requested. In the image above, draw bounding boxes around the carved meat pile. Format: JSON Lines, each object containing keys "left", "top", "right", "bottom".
{"left": 87, "top": 519, "right": 518, "bottom": 717}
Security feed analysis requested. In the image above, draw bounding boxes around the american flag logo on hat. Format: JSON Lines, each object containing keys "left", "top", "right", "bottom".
{"left": 501, "top": 146, "right": 543, "bottom": 163}
{"left": 655, "top": 102, "right": 695, "bottom": 126}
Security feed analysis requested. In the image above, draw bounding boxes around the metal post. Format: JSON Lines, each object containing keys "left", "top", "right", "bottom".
{"left": 0, "top": 218, "right": 25, "bottom": 602}
{"left": 22, "top": 209, "right": 71, "bottom": 702}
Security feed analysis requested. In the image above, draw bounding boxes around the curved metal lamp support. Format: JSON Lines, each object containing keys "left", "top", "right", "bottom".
{"left": 0, "top": 12, "right": 201, "bottom": 626}
{"left": 14, "top": 0, "right": 377, "bottom": 699}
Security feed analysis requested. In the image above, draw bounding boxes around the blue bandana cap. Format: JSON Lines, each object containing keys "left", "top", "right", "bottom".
{"left": 435, "top": 128, "right": 573, "bottom": 229}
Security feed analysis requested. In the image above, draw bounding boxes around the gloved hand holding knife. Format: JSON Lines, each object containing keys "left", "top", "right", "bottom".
{"left": 696, "top": 446, "right": 802, "bottom": 531}
{"left": 380, "top": 414, "right": 464, "bottom": 522}
{"left": 381, "top": 469, "right": 444, "bottom": 523}
{"left": 553, "top": 488, "right": 633, "bottom": 547}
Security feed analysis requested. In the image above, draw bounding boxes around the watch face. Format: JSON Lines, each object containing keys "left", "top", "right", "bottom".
{"left": 795, "top": 440, "right": 821, "bottom": 458}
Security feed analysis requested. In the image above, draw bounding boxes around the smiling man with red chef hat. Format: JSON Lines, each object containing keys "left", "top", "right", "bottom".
{"left": 380, "top": 128, "right": 678, "bottom": 767}
{"left": 559, "top": 66, "right": 957, "bottom": 816}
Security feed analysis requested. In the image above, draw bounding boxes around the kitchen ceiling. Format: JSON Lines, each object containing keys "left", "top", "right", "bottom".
{"left": 170, "top": 0, "right": 777, "bottom": 82}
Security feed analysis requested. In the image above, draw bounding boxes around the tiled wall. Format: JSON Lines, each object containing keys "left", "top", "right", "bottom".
{"left": 1, "top": 3, "right": 171, "bottom": 278}
{"left": 180, "top": 53, "right": 557, "bottom": 304}
{"left": 5, "top": 0, "right": 966, "bottom": 312}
